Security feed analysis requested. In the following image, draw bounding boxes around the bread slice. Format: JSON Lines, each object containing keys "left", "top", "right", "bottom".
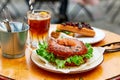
{"left": 57, "top": 23, "right": 95, "bottom": 37}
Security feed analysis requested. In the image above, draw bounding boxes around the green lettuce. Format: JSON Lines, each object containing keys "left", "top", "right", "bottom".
{"left": 36, "top": 42, "right": 93, "bottom": 68}
{"left": 56, "top": 30, "right": 72, "bottom": 35}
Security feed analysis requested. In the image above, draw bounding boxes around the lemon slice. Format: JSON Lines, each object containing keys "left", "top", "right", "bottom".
{"left": 39, "top": 11, "right": 48, "bottom": 16}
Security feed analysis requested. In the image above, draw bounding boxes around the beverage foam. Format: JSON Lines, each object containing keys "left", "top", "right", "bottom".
{"left": 28, "top": 12, "right": 51, "bottom": 20}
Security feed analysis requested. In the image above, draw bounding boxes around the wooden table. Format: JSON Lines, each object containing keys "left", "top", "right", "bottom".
{"left": 0, "top": 25, "right": 120, "bottom": 80}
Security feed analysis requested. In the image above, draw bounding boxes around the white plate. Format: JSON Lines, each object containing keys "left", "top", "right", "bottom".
{"left": 49, "top": 25, "right": 105, "bottom": 44}
{"left": 31, "top": 47, "right": 105, "bottom": 74}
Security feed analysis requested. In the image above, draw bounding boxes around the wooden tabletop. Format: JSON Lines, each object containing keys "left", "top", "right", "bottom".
{"left": 0, "top": 25, "right": 120, "bottom": 80}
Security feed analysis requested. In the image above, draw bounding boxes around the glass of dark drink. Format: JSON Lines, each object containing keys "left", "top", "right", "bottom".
{"left": 27, "top": 10, "right": 51, "bottom": 48}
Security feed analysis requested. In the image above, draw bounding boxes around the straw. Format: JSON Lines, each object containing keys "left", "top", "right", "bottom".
{"left": 29, "top": 0, "right": 34, "bottom": 12}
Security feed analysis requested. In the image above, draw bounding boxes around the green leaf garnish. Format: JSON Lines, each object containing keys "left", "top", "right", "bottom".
{"left": 84, "top": 43, "right": 93, "bottom": 59}
{"left": 70, "top": 55, "right": 84, "bottom": 65}
{"left": 55, "top": 59, "right": 66, "bottom": 68}
{"left": 36, "top": 42, "right": 93, "bottom": 68}
{"left": 56, "top": 30, "right": 71, "bottom": 35}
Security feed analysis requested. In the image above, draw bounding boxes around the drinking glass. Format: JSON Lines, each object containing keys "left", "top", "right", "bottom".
{"left": 27, "top": 10, "right": 51, "bottom": 48}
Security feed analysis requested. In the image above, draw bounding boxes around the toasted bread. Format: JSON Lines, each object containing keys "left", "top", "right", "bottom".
{"left": 57, "top": 22, "right": 95, "bottom": 37}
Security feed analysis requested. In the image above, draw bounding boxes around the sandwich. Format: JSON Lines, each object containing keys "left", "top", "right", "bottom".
{"left": 51, "top": 22, "right": 95, "bottom": 38}
{"left": 36, "top": 38, "right": 93, "bottom": 68}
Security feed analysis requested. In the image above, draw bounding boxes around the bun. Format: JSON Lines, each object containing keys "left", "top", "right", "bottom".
{"left": 57, "top": 22, "right": 95, "bottom": 37}
{"left": 36, "top": 37, "right": 93, "bottom": 68}
{"left": 47, "top": 38, "right": 87, "bottom": 59}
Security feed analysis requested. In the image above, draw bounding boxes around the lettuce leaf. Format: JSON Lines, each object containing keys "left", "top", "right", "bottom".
{"left": 56, "top": 30, "right": 72, "bottom": 35}
{"left": 36, "top": 42, "right": 93, "bottom": 68}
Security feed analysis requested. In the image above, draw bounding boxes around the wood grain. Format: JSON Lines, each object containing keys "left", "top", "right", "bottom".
{"left": 0, "top": 24, "right": 120, "bottom": 80}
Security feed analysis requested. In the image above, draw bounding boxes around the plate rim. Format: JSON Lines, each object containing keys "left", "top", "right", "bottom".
{"left": 49, "top": 25, "right": 105, "bottom": 44}
{"left": 30, "top": 47, "right": 104, "bottom": 74}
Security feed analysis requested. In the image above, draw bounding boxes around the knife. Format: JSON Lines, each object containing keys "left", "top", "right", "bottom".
{"left": 101, "top": 42, "right": 120, "bottom": 53}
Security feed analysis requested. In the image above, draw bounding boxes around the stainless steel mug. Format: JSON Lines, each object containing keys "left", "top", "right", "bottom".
{"left": 0, "top": 22, "right": 29, "bottom": 58}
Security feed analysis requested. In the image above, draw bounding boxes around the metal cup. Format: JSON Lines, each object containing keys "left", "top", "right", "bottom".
{"left": 0, "top": 22, "right": 29, "bottom": 58}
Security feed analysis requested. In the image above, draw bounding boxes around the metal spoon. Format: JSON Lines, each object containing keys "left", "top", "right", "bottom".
{"left": 3, "top": 19, "right": 11, "bottom": 32}
{"left": 1, "top": 7, "right": 12, "bottom": 32}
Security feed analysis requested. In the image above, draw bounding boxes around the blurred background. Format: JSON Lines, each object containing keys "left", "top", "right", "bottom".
{"left": 0, "top": 0, "right": 120, "bottom": 34}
